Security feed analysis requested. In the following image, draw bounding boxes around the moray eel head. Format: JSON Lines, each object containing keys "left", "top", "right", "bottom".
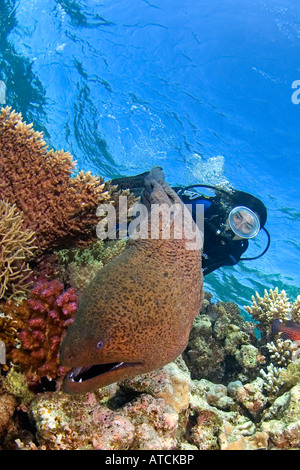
{"left": 60, "top": 321, "right": 147, "bottom": 394}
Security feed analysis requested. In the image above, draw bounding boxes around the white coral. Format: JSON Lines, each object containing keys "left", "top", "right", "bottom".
{"left": 266, "top": 339, "right": 296, "bottom": 367}
{"left": 245, "top": 288, "right": 292, "bottom": 329}
{"left": 260, "top": 364, "right": 285, "bottom": 399}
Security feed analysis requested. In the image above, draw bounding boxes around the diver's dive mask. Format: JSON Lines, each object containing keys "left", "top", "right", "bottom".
{"left": 228, "top": 206, "right": 260, "bottom": 239}
{"left": 176, "top": 184, "right": 270, "bottom": 261}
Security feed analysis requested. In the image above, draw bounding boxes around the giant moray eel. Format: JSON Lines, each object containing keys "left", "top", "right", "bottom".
{"left": 60, "top": 167, "right": 203, "bottom": 394}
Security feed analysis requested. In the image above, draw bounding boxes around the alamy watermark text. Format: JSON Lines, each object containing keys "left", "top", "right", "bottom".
{"left": 96, "top": 196, "right": 204, "bottom": 251}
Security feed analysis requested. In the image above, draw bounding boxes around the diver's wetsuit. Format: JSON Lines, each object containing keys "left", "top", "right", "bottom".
{"left": 109, "top": 172, "right": 248, "bottom": 276}
{"left": 172, "top": 187, "right": 248, "bottom": 275}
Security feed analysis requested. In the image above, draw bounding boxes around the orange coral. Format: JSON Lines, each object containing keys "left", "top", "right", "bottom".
{"left": 0, "top": 299, "right": 32, "bottom": 369}
{"left": 0, "top": 107, "right": 136, "bottom": 254}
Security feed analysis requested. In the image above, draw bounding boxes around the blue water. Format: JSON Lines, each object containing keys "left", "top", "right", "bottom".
{"left": 0, "top": 0, "right": 299, "bottom": 312}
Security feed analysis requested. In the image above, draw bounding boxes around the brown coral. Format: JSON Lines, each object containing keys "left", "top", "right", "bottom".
{"left": 0, "top": 311, "right": 19, "bottom": 368}
{"left": 0, "top": 107, "right": 136, "bottom": 254}
{"left": 0, "top": 199, "right": 36, "bottom": 300}
{"left": 56, "top": 239, "right": 126, "bottom": 294}
{"left": 0, "top": 392, "right": 16, "bottom": 437}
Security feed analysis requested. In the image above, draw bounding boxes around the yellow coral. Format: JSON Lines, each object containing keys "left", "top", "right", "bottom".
{"left": 0, "top": 200, "right": 37, "bottom": 300}
{"left": 56, "top": 239, "right": 126, "bottom": 294}
{"left": 68, "top": 261, "right": 104, "bottom": 293}
{"left": 291, "top": 296, "right": 300, "bottom": 323}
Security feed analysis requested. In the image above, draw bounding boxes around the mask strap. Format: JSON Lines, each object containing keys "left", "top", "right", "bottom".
{"left": 240, "top": 227, "right": 271, "bottom": 261}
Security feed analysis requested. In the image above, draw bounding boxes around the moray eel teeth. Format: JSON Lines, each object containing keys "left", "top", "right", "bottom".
{"left": 62, "top": 361, "right": 145, "bottom": 393}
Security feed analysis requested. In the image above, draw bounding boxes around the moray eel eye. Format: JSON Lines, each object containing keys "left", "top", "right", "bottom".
{"left": 95, "top": 340, "right": 105, "bottom": 350}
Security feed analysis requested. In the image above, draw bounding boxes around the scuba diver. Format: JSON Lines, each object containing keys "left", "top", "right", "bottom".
{"left": 110, "top": 170, "right": 270, "bottom": 276}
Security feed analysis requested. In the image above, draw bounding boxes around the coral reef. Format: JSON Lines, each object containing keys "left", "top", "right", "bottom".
{"left": 183, "top": 293, "right": 258, "bottom": 383}
{"left": 260, "top": 384, "right": 300, "bottom": 448}
{"left": 56, "top": 239, "right": 126, "bottom": 294}
{"left": 291, "top": 296, "right": 300, "bottom": 322}
{"left": 245, "top": 287, "right": 293, "bottom": 330}
{"left": 266, "top": 338, "right": 296, "bottom": 367}
{"left": 240, "top": 288, "right": 300, "bottom": 405}
{"left": 0, "top": 200, "right": 36, "bottom": 300}
{"left": 28, "top": 361, "right": 189, "bottom": 450}
{"left": 0, "top": 392, "right": 16, "bottom": 438}
{"left": 10, "top": 279, "right": 78, "bottom": 387}
{"left": 0, "top": 311, "right": 19, "bottom": 364}
{"left": 0, "top": 107, "right": 136, "bottom": 254}
{"left": 0, "top": 283, "right": 299, "bottom": 450}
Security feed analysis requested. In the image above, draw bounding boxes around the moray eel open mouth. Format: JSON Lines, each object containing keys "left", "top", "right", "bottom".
{"left": 67, "top": 362, "right": 141, "bottom": 383}
{"left": 63, "top": 361, "right": 144, "bottom": 394}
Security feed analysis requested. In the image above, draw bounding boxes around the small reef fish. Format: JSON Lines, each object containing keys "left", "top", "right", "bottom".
{"left": 272, "top": 319, "right": 300, "bottom": 344}
{"left": 60, "top": 167, "right": 203, "bottom": 394}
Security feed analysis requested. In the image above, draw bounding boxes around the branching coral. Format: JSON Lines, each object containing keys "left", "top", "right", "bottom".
{"left": 0, "top": 106, "right": 136, "bottom": 254}
{"left": 0, "top": 312, "right": 18, "bottom": 368}
{"left": 244, "top": 289, "right": 300, "bottom": 403}
{"left": 0, "top": 299, "right": 31, "bottom": 368}
{"left": 266, "top": 339, "right": 296, "bottom": 367}
{"left": 245, "top": 288, "right": 292, "bottom": 329}
{"left": 291, "top": 296, "right": 300, "bottom": 323}
{"left": 11, "top": 279, "right": 78, "bottom": 386}
{"left": 260, "top": 364, "right": 285, "bottom": 402}
{"left": 0, "top": 200, "right": 36, "bottom": 300}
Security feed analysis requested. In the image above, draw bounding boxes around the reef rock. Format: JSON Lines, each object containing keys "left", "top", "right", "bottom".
{"left": 120, "top": 360, "right": 191, "bottom": 414}
{"left": 189, "top": 387, "right": 256, "bottom": 450}
{"left": 260, "top": 384, "right": 300, "bottom": 449}
{"left": 29, "top": 386, "right": 133, "bottom": 450}
{"left": 29, "top": 361, "right": 192, "bottom": 450}
{"left": 236, "top": 378, "right": 268, "bottom": 419}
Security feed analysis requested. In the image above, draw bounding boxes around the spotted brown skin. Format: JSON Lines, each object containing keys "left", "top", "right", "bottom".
{"left": 60, "top": 168, "right": 203, "bottom": 394}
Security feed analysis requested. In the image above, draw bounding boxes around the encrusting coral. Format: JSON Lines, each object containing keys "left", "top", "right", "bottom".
{"left": 0, "top": 107, "right": 136, "bottom": 254}
{"left": 0, "top": 392, "right": 16, "bottom": 438}
{"left": 183, "top": 293, "right": 258, "bottom": 383}
{"left": 0, "top": 200, "right": 36, "bottom": 300}
{"left": 260, "top": 383, "right": 300, "bottom": 448}
{"left": 56, "top": 239, "right": 126, "bottom": 294}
